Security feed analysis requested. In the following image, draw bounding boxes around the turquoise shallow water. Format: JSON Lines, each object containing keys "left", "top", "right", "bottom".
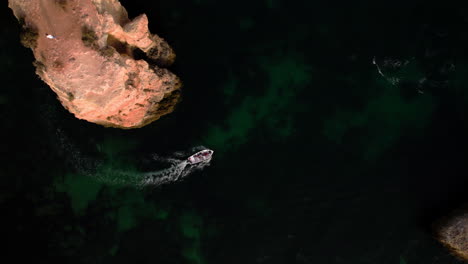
{"left": 1, "top": 1, "right": 468, "bottom": 263}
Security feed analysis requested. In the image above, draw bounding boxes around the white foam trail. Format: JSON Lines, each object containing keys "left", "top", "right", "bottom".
{"left": 97, "top": 154, "right": 213, "bottom": 189}
{"left": 138, "top": 148, "right": 213, "bottom": 188}
{"left": 139, "top": 161, "right": 189, "bottom": 187}
{"left": 52, "top": 121, "right": 213, "bottom": 188}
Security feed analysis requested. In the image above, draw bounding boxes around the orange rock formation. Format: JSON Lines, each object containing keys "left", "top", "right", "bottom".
{"left": 434, "top": 206, "right": 468, "bottom": 261}
{"left": 9, "top": 0, "right": 181, "bottom": 128}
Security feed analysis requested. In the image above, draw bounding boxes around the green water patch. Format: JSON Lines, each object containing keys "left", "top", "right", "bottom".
{"left": 203, "top": 54, "right": 312, "bottom": 155}
{"left": 54, "top": 173, "right": 103, "bottom": 215}
{"left": 92, "top": 137, "right": 169, "bottom": 232}
{"left": 101, "top": 186, "right": 171, "bottom": 234}
{"left": 116, "top": 205, "right": 136, "bottom": 233}
{"left": 322, "top": 76, "right": 435, "bottom": 160}
{"left": 179, "top": 211, "right": 205, "bottom": 264}
{"left": 0, "top": 95, "right": 7, "bottom": 104}
{"left": 239, "top": 17, "right": 254, "bottom": 30}
{"left": 400, "top": 256, "right": 407, "bottom": 264}
{"left": 92, "top": 136, "right": 144, "bottom": 187}
{"left": 109, "top": 244, "right": 119, "bottom": 256}
{"left": 265, "top": 0, "right": 280, "bottom": 9}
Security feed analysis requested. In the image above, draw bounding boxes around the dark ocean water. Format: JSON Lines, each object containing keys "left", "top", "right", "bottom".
{"left": 1, "top": 1, "right": 468, "bottom": 263}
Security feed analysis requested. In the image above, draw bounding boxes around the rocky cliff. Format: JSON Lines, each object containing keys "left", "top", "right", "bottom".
{"left": 9, "top": 0, "right": 181, "bottom": 128}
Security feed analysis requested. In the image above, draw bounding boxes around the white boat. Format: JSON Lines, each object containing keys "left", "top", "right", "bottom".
{"left": 187, "top": 149, "right": 214, "bottom": 164}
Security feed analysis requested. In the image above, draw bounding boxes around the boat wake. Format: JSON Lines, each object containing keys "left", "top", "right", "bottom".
{"left": 54, "top": 127, "right": 213, "bottom": 189}
{"left": 138, "top": 147, "right": 214, "bottom": 188}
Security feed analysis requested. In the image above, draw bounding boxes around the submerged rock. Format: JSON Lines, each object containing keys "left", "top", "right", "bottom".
{"left": 9, "top": 0, "right": 181, "bottom": 128}
{"left": 434, "top": 205, "right": 468, "bottom": 261}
